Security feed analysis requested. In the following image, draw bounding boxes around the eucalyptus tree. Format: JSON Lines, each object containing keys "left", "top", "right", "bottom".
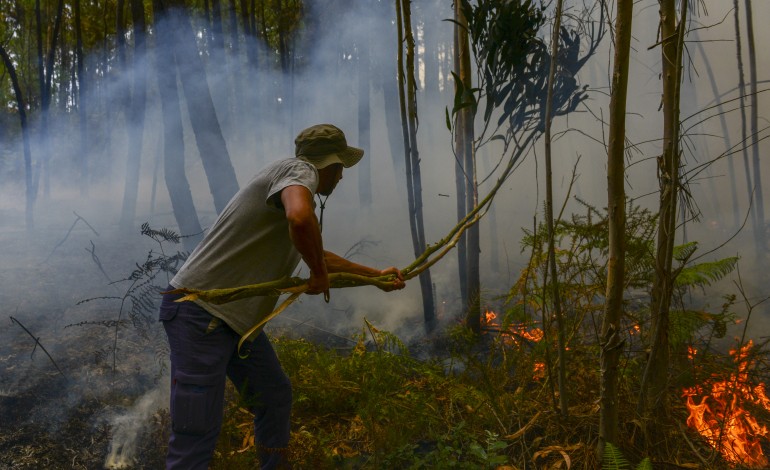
{"left": 397, "top": 0, "right": 436, "bottom": 329}
{"left": 639, "top": 0, "right": 689, "bottom": 418}
{"left": 598, "top": 0, "right": 632, "bottom": 459}
{"left": 0, "top": 44, "right": 35, "bottom": 229}
{"left": 36, "top": 0, "right": 65, "bottom": 199}
{"left": 162, "top": 0, "right": 240, "bottom": 214}
{"left": 449, "top": 0, "right": 603, "bottom": 343}
{"left": 743, "top": 0, "right": 764, "bottom": 253}
{"left": 152, "top": 0, "right": 204, "bottom": 250}
{"left": 453, "top": 0, "right": 477, "bottom": 332}
{"left": 119, "top": 0, "right": 148, "bottom": 230}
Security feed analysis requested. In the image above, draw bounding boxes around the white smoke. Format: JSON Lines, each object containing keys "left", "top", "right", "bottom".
{"left": 103, "top": 384, "right": 165, "bottom": 469}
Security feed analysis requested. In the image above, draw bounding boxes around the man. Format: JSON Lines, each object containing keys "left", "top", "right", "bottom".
{"left": 158, "top": 124, "right": 405, "bottom": 469}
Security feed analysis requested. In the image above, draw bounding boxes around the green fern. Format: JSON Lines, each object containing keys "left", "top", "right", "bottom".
{"left": 603, "top": 442, "right": 630, "bottom": 470}
{"left": 674, "top": 256, "right": 739, "bottom": 288}
{"left": 603, "top": 443, "right": 652, "bottom": 470}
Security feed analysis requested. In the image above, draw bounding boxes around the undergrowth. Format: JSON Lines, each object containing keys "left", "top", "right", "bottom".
{"left": 206, "top": 199, "right": 765, "bottom": 469}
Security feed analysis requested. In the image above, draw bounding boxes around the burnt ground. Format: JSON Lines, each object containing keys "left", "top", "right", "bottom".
{"left": 0, "top": 208, "right": 176, "bottom": 470}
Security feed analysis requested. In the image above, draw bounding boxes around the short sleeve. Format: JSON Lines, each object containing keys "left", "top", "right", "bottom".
{"left": 265, "top": 160, "right": 319, "bottom": 208}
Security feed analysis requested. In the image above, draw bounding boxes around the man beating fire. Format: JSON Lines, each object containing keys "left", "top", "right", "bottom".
{"left": 158, "top": 124, "right": 405, "bottom": 469}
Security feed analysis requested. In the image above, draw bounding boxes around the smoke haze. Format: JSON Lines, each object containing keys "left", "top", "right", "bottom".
{"left": 1, "top": 0, "right": 769, "bottom": 466}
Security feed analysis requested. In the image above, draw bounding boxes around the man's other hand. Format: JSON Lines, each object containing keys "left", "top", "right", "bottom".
{"left": 379, "top": 267, "right": 405, "bottom": 292}
{"left": 307, "top": 269, "right": 330, "bottom": 297}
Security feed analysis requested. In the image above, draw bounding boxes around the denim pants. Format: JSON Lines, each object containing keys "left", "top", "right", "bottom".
{"left": 159, "top": 289, "right": 292, "bottom": 469}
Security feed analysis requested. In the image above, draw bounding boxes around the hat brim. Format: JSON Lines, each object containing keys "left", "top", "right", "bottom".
{"left": 300, "top": 146, "right": 364, "bottom": 170}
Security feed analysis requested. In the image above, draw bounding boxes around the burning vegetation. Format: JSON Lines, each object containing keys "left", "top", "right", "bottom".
{"left": 683, "top": 341, "right": 770, "bottom": 468}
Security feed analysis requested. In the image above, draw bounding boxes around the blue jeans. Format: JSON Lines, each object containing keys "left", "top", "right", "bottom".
{"left": 159, "top": 289, "right": 292, "bottom": 469}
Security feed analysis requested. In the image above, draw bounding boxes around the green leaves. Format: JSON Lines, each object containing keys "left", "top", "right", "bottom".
{"left": 674, "top": 255, "right": 739, "bottom": 288}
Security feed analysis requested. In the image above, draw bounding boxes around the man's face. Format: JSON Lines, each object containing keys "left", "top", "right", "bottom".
{"left": 317, "top": 163, "right": 344, "bottom": 196}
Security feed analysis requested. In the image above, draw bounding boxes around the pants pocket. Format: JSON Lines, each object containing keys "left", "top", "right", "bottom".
{"left": 171, "top": 370, "right": 221, "bottom": 435}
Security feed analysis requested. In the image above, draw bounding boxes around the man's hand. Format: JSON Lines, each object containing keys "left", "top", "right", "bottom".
{"left": 307, "top": 268, "right": 330, "bottom": 298}
{"left": 379, "top": 267, "right": 405, "bottom": 292}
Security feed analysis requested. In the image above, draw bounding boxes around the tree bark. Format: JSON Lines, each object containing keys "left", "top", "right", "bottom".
{"left": 598, "top": 0, "right": 632, "bottom": 459}
{"left": 37, "top": 0, "right": 65, "bottom": 199}
{"left": 544, "top": 0, "right": 567, "bottom": 417}
{"left": 170, "top": 2, "right": 240, "bottom": 213}
{"left": 74, "top": 0, "right": 89, "bottom": 196}
{"left": 454, "top": 1, "right": 479, "bottom": 334}
{"left": 744, "top": 0, "right": 765, "bottom": 253}
{"left": 732, "top": 0, "right": 754, "bottom": 234}
{"left": 357, "top": 33, "right": 372, "bottom": 208}
{"left": 0, "top": 44, "right": 35, "bottom": 230}
{"left": 153, "top": 3, "right": 204, "bottom": 250}
{"left": 639, "top": 0, "right": 688, "bottom": 419}
{"left": 453, "top": 1, "right": 469, "bottom": 317}
{"left": 120, "top": 0, "right": 148, "bottom": 230}
{"left": 397, "top": 0, "right": 435, "bottom": 330}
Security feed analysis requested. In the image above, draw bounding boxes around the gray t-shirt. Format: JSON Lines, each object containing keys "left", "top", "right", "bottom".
{"left": 170, "top": 158, "right": 319, "bottom": 336}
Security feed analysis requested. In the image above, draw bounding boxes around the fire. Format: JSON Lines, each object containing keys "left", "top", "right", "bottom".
{"left": 483, "top": 309, "right": 545, "bottom": 379}
{"left": 682, "top": 341, "right": 770, "bottom": 467}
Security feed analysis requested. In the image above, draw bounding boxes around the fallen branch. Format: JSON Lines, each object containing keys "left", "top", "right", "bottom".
{"left": 43, "top": 211, "right": 99, "bottom": 264}
{"left": 9, "top": 316, "right": 68, "bottom": 380}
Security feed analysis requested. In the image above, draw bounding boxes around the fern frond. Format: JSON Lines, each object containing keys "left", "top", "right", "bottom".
{"left": 673, "top": 241, "right": 698, "bottom": 262}
{"left": 141, "top": 222, "right": 181, "bottom": 244}
{"left": 602, "top": 442, "right": 630, "bottom": 470}
{"left": 636, "top": 457, "right": 653, "bottom": 470}
{"left": 674, "top": 256, "right": 739, "bottom": 288}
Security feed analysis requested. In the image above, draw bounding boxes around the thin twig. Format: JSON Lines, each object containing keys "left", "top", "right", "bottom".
{"left": 9, "top": 316, "right": 67, "bottom": 380}
{"left": 43, "top": 211, "right": 99, "bottom": 264}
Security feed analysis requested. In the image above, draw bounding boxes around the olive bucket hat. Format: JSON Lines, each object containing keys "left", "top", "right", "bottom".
{"left": 295, "top": 124, "right": 364, "bottom": 169}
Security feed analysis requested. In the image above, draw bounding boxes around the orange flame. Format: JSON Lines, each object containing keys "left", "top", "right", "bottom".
{"left": 683, "top": 341, "right": 770, "bottom": 467}
{"left": 483, "top": 309, "right": 545, "bottom": 379}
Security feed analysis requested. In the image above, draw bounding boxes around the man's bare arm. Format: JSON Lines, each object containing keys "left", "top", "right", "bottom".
{"left": 280, "top": 185, "right": 329, "bottom": 295}
{"left": 324, "top": 251, "right": 405, "bottom": 291}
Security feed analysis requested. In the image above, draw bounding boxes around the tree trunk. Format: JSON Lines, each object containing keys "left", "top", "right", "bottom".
{"left": 598, "top": 0, "right": 632, "bottom": 459}
{"left": 733, "top": 0, "right": 755, "bottom": 234}
{"left": 453, "top": 2, "right": 468, "bottom": 316}
{"left": 0, "top": 45, "right": 35, "bottom": 230}
{"left": 454, "top": 1, "right": 479, "bottom": 334}
{"left": 74, "top": 0, "right": 89, "bottom": 196}
{"left": 153, "top": 3, "right": 204, "bottom": 251}
{"left": 639, "top": 0, "right": 688, "bottom": 419}
{"left": 744, "top": 0, "right": 765, "bottom": 253}
{"left": 357, "top": 34, "right": 372, "bottom": 208}
{"left": 544, "top": 0, "right": 567, "bottom": 417}
{"left": 696, "top": 41, "right": 738, "bottom": 229}
{"left": 397, "top": 0, "right": 435, "bottom": 331}
{"left": 120, "top": 0, "right": 148, "bottom": 230}
{"left": 171, "top": 3, "right": 241, "bottom": 213}
{"left": 37, "top": 0, "right": 65, "bottom": 199}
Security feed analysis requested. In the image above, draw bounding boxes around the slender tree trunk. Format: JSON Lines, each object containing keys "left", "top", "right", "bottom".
{"left": 744, "top": 0, "right": 765, "bottom": 253}
{"left": 639, "top": 0, "right": 688, "bottom": 419}
{"left": 153, "top": 3, "right": 204, "bottom": 250}
{"left": 170, "top": 2, "right": 241, "bottom": 213}
{"left": 453, "top": 2, "right": 469, "bottom": 315}
{"left": 358, "top": 34, "right": 372, "bottom": 208}
{"left": 38, "top": 0, "right": 65, "bottom": 199}
{"left": 120, "top": 0, "right": 148, "bottom": 230}
{"left": 397, "top": 0, "right": 435, "bottom": 330}
{"left": 733, "top": 0, "right": 754, "bottom": 232}
{"left": 696, "top": 41, "right": 738, "bottom": 229}
{"left": 74, "top": 0, "right": 89, "bottom": 196}
{"left": 0, "top": 45, "right": 35, "bottom": 230}
{"left": 544, "top": 0, "right": 567, "bottom": 417}
{"left": 598, "top": 0, "right": 632, "bottom": 459}
{"left": 454, "top": 1, "right": 479, "bottom": 334}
